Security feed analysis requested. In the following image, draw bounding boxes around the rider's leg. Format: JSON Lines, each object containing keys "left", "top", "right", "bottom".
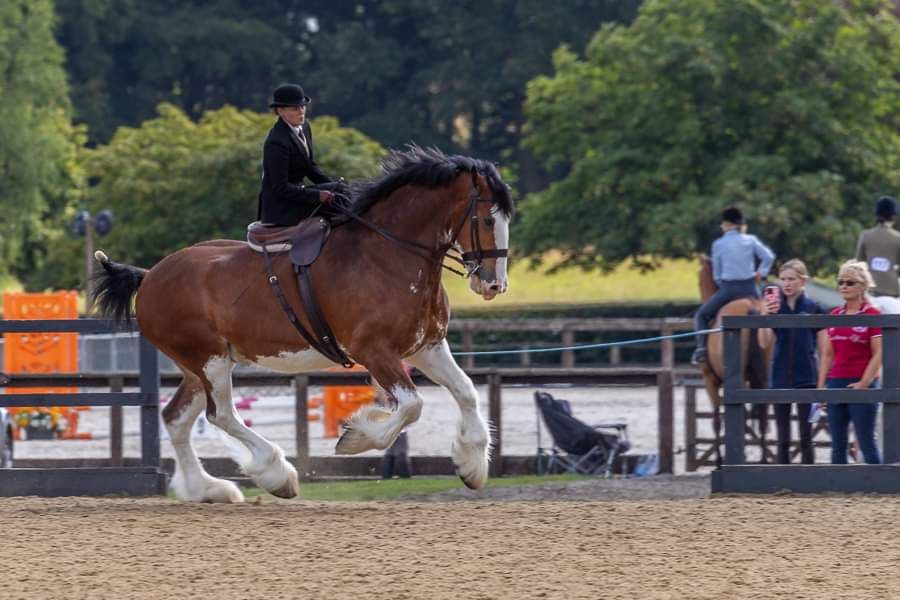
{"left": 693, "top": 278, "right": 760, "bottom": 364}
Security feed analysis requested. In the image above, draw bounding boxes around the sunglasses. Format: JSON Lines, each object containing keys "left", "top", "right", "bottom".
{"left": 837, "top": 279, "right": 860, "bottom": 288}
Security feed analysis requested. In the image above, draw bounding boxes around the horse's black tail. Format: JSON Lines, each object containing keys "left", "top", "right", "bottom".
{"left": 90, "top": 251, "right": 147, "bottom": 324}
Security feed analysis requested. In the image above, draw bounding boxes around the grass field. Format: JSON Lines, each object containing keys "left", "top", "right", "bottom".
{"left": 443, "top": 256, "right": 700, "bottom": 309}
{"left": 239, "top": 475, "right": 589, "bottom": 502}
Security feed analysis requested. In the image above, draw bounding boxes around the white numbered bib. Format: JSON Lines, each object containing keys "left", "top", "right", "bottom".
{"left": 870, "top": 256, "right": 892, "bottom": 272}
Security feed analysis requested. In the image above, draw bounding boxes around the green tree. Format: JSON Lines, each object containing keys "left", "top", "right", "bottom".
{"left": 23, "top": 105, "right": 384, "bottom": 288}
{"left": 0, "top": 0, "right": 82, "bottom": 284}
{"left": 518, "top": 0, "right": 900, "bottom": 275}
{"left": 54, "top": 1, "right": 639, "bottom": 193}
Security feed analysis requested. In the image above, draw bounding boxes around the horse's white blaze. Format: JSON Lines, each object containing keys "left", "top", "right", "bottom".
{"left": 249, "top": 348, "right": 336, "bottom": 373}
{"left": 202, "top": 355, "right": 299, "bottom": 497}
{"left": 406, "top": 339, "right": 490, "bottom": 489}
{"left": 492, "top": 208, "right": 510, "bottom": 294}
{"left": 165, "top": 387, "right": 245, "bottom": 503}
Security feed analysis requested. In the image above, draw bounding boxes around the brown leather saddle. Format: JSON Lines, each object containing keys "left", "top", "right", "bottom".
{"left": 246, "top": 218, "right": 352, "bottom": 367}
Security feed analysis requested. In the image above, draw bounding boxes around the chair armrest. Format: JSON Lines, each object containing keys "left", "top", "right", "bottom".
{"left": 592, "top": 422, "right": 628, "bottom": 431}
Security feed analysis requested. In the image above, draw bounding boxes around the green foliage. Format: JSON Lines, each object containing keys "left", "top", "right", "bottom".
{"left": 0, "top": 0, "right": 83, "bottom": 284}
{"left": 54, "top": 0, "right": 639, "bottom": 195}
{"left": 23, "top": 105, "right": 383, "bottom": 286}
{"left": 518, "top": 0, "right": 900, "bottom": 276}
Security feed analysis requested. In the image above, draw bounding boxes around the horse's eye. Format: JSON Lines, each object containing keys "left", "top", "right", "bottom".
{"left": 484, "top": 217, "right": 495, "bottom": 228}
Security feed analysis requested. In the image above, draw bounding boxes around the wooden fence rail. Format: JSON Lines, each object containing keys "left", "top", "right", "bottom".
{"left": 449, "top": 318, "right": 693, "bottom": 369}
{"left": 3, "top": 367, "right": 690, "bottom": 484}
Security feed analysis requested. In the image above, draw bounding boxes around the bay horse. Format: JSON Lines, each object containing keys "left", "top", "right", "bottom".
{"left": 91, "top": 147, "right": 513, "bottom": 503}
{"left": 698, "top": 256, "right": 773, "bottom": 466}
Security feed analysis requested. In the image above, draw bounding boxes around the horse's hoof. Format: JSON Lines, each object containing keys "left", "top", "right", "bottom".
{"left": 335, "top": 427, "right": 376, "bottom": 455}
{"left": 268, "top": 475, "right": 299, "bottom": 499}
{"left": 457, "top": 469, "right": 488, "bottom": 490}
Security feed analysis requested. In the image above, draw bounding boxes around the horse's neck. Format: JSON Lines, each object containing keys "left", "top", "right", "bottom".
{"left": 363, "top": 187, "right": 456, "bottom": 252}
{"left": 699, "top": 256, "right": 717, "bottom": 301}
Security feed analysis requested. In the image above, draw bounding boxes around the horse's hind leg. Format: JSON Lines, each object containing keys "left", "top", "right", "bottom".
{"left": 406, "top": 339, "right": 490, "bottom": 489}
{"left": 202, "top": 355, "right": 299, "bottom": 498}
{"left": 162, "top": 373, "right": 244, "bottom": 503}
{"left": 335, "top": 355, "right": 423, "bottom": 456}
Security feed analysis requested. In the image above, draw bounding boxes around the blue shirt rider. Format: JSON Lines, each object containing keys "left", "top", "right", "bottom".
{"left": 692, "top": 206, "right": 776, "bottom": 365}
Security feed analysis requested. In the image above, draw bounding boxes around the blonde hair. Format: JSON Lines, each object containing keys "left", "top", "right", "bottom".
{"left": 779, "top": 259, "right": 809, "bottom": 279}
{"left": 838, "top": 259, "right": 875, "bottom": 298}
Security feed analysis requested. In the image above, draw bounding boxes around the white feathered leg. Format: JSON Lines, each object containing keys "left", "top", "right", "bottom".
{"left": 407, "top": 339, "right": 491, "bottom": 489}
{"left": 203, "top": 356, "right": 299, "bottom": 498}
{"left": 164, "top": 378, "right": 244, "bottom": 503}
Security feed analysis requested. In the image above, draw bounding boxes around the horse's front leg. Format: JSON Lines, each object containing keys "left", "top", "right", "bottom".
{"left": 406, "top": 339, "right": 490, "bottom": 489}
{"left": 335, "top": 356, "right": 423, "bottom": 455}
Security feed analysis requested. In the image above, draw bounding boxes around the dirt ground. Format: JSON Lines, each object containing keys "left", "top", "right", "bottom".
{"left": 4, "top": 476, "right": 900, "bottom": 600}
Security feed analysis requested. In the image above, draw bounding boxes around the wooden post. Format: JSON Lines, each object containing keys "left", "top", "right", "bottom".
{"left": 685, "top": 384, "right": 697, "bottom": 472}
{"left": 110, "top": 376, "right": 124, "bottom": 467}
{"left": 462, "top": 329, "right": 475, "bottom": 370}
{"left": 488, "top": 372, "right": 503, "bottom": 477}
{"left": 609, "top": 346, "right": 622, "bottom": 365}
{"left": 657, "top": 370, "right": 674, "bottom": 474}
{"left": 294, "top": 375, "right": 310, "bottom": 480}
{"left": 723, "top": 327, "right": 745, "bottom": 465}
{"left": 882, "top": 326, "right": 900, "bottom": 463}
{"left": 138, "top": 335, "right": 160, "bottom": 468}
{"left": 561, "top": 329, "right": 575, "bottom": 368}
{"left": 660, "top": 324, "right": 674, "bottom": 369}
{"left": 520, "top": 347, "right": 531, "bottom": 367}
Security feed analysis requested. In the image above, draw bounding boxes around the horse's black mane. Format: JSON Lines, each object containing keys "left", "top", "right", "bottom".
{"left": 351, "top": 146, "right": 514, "bottom": 217}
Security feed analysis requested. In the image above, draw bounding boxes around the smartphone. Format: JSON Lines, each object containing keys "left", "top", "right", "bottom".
{"left": 763, "top": 284, "right": 781, "bottom": 310}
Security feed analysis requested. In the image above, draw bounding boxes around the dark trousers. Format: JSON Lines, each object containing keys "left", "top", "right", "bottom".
{"left": 774, "top": 389, "right": 814, "bottom": 464}
{"left": 382, "top": 432, "right": 412, "bottom": 479}
{"left": 694, "top": 278, "right": 759, "bottom": 349}
{"left": 825, "top": 378, "right": 881, "bottom": 464}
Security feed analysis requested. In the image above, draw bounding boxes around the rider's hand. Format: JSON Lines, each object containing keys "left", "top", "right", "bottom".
{"left": 319, "top": 190, "right": 335, "bottom": 205}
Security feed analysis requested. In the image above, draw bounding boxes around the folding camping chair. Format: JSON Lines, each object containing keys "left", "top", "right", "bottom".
{"left": 534, "top": 391, "right": 630, "bottom": 477}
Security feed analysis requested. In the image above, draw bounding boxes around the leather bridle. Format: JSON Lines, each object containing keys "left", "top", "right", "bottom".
{"left": 333, "top": 167, "right": 508, "bottom": 278}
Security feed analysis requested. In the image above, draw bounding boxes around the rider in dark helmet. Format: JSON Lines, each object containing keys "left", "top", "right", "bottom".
{"left": 257, "top": 83, "right": 348, "bottom": 226}
{"left": 691, "top": 205, "right": 776, "bottom": 365}
{"left": 856, "top": 195, "right": 900, "bottom": 309}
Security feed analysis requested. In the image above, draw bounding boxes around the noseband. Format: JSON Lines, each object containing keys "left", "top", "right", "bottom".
{"left": 446, "top": 169, "right": 509, "bottom": 277}
{"left": 334, "top": 167, "right": 507, "bottom": 278}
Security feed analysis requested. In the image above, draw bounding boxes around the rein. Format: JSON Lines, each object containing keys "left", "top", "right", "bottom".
{"left": 333, "top": 167, "right": 507, "bottom": 278}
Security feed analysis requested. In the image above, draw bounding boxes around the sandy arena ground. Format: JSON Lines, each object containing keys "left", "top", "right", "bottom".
{"left": 3, "top": 480, "right": 900, "bottom": 600}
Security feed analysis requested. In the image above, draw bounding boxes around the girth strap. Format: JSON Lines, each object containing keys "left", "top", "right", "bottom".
{"left": 262, "top": 247, "right": 354, "bottom": 368}
{"left": 295, "top": 264, "right": 353, "bottom": 368}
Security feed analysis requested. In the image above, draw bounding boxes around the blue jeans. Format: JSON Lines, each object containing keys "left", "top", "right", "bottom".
{"left": 825, "top": 378, "right": 881, "bottom": 464}
{"left": 694, "top": 278, "right": 760, "bottom": 349}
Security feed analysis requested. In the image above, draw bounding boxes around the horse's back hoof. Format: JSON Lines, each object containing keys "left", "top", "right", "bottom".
{"left": 268, "top": 477, "right": 300, "bottom": 499}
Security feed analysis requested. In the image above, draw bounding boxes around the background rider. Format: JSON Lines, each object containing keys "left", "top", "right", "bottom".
{"left": 856, "top": 195, "right": 900, "bottom": 314}
{"left": 692, "top": 206, "right": 775, "bottom": 365}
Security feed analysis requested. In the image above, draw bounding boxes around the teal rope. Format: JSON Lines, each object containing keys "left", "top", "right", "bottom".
{"left": 451, "top": 327, "right": 721, "bottom": 356}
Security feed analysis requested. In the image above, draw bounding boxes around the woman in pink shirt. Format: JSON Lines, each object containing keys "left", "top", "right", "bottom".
{"left": 817, "top": 260, "right": 883, "bottom": 464}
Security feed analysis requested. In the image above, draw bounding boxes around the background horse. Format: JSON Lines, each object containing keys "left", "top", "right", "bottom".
{"left": 91, "top": 147, "right": 513, "bottom": 503}
{"left": 698, "top": 256, "right": 772, "bottom": 466}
